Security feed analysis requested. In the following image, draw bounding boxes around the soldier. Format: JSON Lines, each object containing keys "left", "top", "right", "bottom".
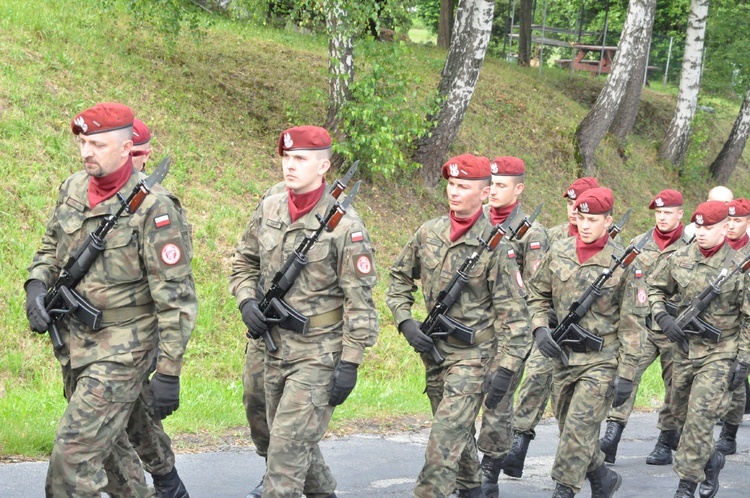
{"left": 599, "top": 189, "right": 689, "bottom": 466}
{"left": 713, "top": 197, "right": 750, "bottom": 456}
{"left": 500, "top": 177, "right": 600, "bottom": 478}
{"left": 682, "top": 186, "right": 733, "bottom": 241}
{"left": 25, "top": 102, "right": 197, "bottom": 497}
{"left": 648, "top": 200, "right": 750, "bottom": 498}
{"left": 229, "top": 125, "right": 378, "bottom": 498}
{"left": 477, "top": 156, "right": 548, "bottom": 496}
{"left": 387, "top": 154, "right": 530, "bottom": 498}
{"left": 131, "top": 118, "right": 152, "bottom": 173}
{"left": 528, "top": 187, "right": 644, "bottom": 497}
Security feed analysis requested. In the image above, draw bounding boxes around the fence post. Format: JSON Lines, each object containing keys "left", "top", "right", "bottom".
{"left": 663, "top": 36, "right": 673, "bottom": 86}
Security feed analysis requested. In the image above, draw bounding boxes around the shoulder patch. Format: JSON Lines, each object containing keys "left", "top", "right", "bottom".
{"left": 637, "top": 288, "right": 648, "bottom": 305}
{"left": 507, "top": 248, "right": 516, "bottom": 259}
{"left": 161, "top": 243, "right": 182, "bottom": 265}
{"left": 154, "top": 214, "right": 171, "bottom": 229}
{"left": 354, "top": 253, "right": 373, "bottom": 278}
{"left": 351, "top": 231, "right": 364, "bottom": 242}
{"left": 530, "top": 241, "right": 542, "bottom": 250}
{"left": 532, "top": 259, "right": 542, "bottom": 273}
{"left": 515, "top": 270, "right": 525, "bottom": 288}
{"left": 634, "top": 269, "right": 643, "bottom": 278}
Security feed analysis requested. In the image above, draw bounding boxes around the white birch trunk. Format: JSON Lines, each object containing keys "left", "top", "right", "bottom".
{"left": 324, "top": 0, "right": 354, "bottom": 132}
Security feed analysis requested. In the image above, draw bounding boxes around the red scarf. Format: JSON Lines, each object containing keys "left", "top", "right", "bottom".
{"left": 576, "top": 232, "right": 609, "bottom": 264}
{"left": 288, "top": 181, "right": 326, "bottom": 223}
{"left": 699, "top": 240, "right": 725, "bottom": 259}
{"left": 653, "top": 223, "right": 684, "bottom": 251}
{"left": 489, "top": 201, "right": 519, "bottom": 226}
{"left": 568, "top": 223, "right": 579, "bottom": 237}
{"left": 727, "top": 233, "right": 749, "bottom": 251}
{"left": 88, "top": 158, "right": 134, "bottom": 208}
{"left": 450, "top": 208, "right": 483, "bottom": 242}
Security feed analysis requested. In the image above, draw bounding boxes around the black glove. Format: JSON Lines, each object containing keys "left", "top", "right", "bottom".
{"left": 607, "top": 376, "right": 634, "bottom": 408}
{"left": 534, "top": 327, "right": 562, "bottom": 359}
{"left": 150, "top": 373, "right": 180, "bottom": 420}
{"left": 25, "top": 280, "right": 51, "bottom": 334}
{"left": 728, "top": 360, "right": 750, "bottom": 391}
{"left": 240, "top": 299, "right": 268, "bottom": 340}
{"left": 399, "top": 319, "right": 434, "bottom": 353}
{"left": 483, "top": 366, "right": 515, "bottom": 410}
{"left": 654, "top": 312, "right": 687, "bottom": 352}
{"left": 328, "top": 361, "right": 358, "bottom": 406}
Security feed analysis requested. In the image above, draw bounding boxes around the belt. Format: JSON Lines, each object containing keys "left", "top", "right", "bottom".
{"left": 308, "top": 307, "right": 344, "bottom": 329}
{"left": 101, "top": 303, "right": 156, "bottom": 324}
{"left": 445, "top": 327, "right": 494, "bottom": 346}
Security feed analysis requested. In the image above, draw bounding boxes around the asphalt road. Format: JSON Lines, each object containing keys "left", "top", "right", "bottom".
{"left": 1, "top": 412, "right": 748, "bottom": 497}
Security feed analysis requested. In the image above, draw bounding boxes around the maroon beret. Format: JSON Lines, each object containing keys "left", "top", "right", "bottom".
{"left": 490, "top": 156, "right": 526, "bottom": 176}
{"left": 648, "top": 189, "right": 683, "bottom": 209}
{"left": 441, "top": 154, "right": 491, "bottom": 180}
{"left": 691, "top": 200, "right": 729, "bottom": 226}
{"left": 574, "top": 187, "right": 614, "bottom": 215}
{"left": 72, "top": 102, "right": 134, "bottom": 135}
{"left": 132, "top": 119, "right": 151, "bottom": 146}
{"left": 278, "top": 125, "right": 332, "bottom": 156}
{"left": 727, "top": 198, "right": 750, "bottom": 217}
{"left": 563, "top": 177, "right": 599, "bottom": 200}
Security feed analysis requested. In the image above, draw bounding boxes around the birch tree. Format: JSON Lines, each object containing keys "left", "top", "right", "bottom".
{"left": 658, "top": 0, "right": 710, "bottom": 166}
{"left": 709, "top": 87, "right": 750, "bottom": 183}
{"left": 323, "top": 0, "right": 354, "bottom": 132}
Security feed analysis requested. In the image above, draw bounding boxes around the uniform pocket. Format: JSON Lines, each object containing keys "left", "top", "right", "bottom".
{"left": 102, "top": 228, "right": 143, "bottom": 282}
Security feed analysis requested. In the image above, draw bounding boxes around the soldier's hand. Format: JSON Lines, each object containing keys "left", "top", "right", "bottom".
{"left": 548, "top": 308, "right": 559, "bottom": 329}
{"left": 607, "top": 376, "right": 634, "bottom": 408}
{"left": 399, "top": 319, "right": 434, "bottom": 353}
{"left": 654, "top": 312, "right": 688, "bottom": 353}
{"left": 328, "top": 361, "right": 358, "bottom": 406}
{"left": 25, "top": 279, "right": 51, "bottom": 333}
{"left": 483, "top": 366, "right": 515, "bottom": 410}
{"left": 240, "top": 299, "right": 268, "bottom": 340}
{"left": 534, "top": 327, "right": 562, "bottom": 359}
{"left": 728, "top": 360, "right": 750, "bottom": 391}
{"left": 150, "top": 373, "right": 180, "bottom": 420}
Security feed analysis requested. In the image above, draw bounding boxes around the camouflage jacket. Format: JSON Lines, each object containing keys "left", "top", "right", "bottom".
{"left": 546, "top": 222, "right": 571, "bottom": 246}
{"left": 648, "top": 242, "right": 750, "bottom": 364}
{"left": 526, "top": 236, "right": 646, "bottom": 379}
{"left": 483, "top": 204, "right": 548, "bottom": 283}
{"left": 26, "top": 170, "right": 198, "bottom": 376}
{"left": 229, "top": 190, "right": 379, "bottom": 365}
{"left": 386, "top": 211, "right": 530, "bottom": 371}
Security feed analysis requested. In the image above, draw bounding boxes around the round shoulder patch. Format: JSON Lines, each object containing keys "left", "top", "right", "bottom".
{"left": 515, "top": 270, "right": 525, "bottom": 288}
{"left": 161, "top": 243, "right": 182, "bottom": 266}
{"left": 637, "top": 288, "right": 647, "bottom": 305}
{"left": 356, "top": 254, "right": 372, "bottom": 275}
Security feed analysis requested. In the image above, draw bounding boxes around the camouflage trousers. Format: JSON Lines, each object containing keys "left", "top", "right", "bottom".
{"left": 721, "top": 376, "right": 749, "bottom": 425}
{"left": 263, "top": 352, "right": 338, "bottom": 498}
{"left": 510, "top": 343, "right": 554, "bottom": 436}
{"left": 550, "top": 359, "right": 617, "bottom": 493}
{"left": 476, "top": 357, "right": 523, "bottom": 459}
{"left": 607, "top": 329, "right": 677, "bottom": 431}
{"left": 415, "top": 342, "right": 493, "bottom": 498}
{"left": 244, "top": 338, "right": 270, "bottom": 457}
{"left": 46, "top": 355, "right": 155, "bottom": 498}
{"left": 671, "top": 352, "right": 732, "bottom": 483}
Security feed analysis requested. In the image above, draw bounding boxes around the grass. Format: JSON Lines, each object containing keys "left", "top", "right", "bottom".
{"left": 1, "top": 0, "right": 748, "bottom": 457}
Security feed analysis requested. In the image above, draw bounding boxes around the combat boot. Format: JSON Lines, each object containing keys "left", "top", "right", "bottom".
{"left": 502, "top": 431, "right": 533, "bottom": 478}
{"left": 245, "top": 473, "right": 264, "bottom": 498}
{"left": 153, "top": 467, "right": 189, "bottom": 498}
{"left": 458, "top": 487, "right": 485, "bottom": 498}
{"left": 480, "top": 454, "right": 503, "bottom": 498}
{"left": 698, "top": 451, "right": 725, "bottom": 498}
{"left": 586, "top": 463, "right": 622, "bottom": 498}
{"left": 551, "top": 482, "right": 575, "bottom": 497}
{"left": 674, "top": 479, "right": 697, "bottom": 498}
{"left": 715, "top": 422, "right": 739, "bottom": 455}
{"left": 599, "top": 421, "right": 624, "bottom": 464}
{"left": 744, "top": 378, "right": 750, "bottom": 414}
{"left": 646, "top": 429, "right": 678, "bottom": 465}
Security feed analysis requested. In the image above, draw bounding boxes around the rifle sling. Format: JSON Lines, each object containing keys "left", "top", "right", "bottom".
{"left": 308, "top": 307, "right": 344, "bottom": 329}
{"left": 445, "top": 327, "right": 493, "bottom": 347}
{"left": 101, "top": 303, "right": 156, "bottom": 324}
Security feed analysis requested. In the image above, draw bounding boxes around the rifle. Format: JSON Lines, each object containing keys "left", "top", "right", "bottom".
{"left": 44, "top": 157, "right": 171, "bottom": 350}
{"left": 255, "top": 181, "right": 361, "bottom": 352}
{"left": 421, "top": 204, "right": 520, "bottom": 365}
{"left": 607, "top": 208, "right": 631, "bottom": 239}
{"left": 551, "top": 230, "right": 650, "bottom": 366}
{"left": 329, "top": 160, "right": 358, "bottom": 199}
{"left": 507, "top": 203, "right": 543, "bottom": 242}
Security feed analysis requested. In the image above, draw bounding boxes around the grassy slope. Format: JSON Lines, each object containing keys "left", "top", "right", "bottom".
{"left": 1, "top": 0, "right": 748, "bottom": 456}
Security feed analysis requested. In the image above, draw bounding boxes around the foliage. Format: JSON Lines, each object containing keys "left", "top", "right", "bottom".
{"left": 703, "top": 1, "right": 750, "bottom": 95}
{"left": 416, "top": 0, "right": 441, "bottom": 34}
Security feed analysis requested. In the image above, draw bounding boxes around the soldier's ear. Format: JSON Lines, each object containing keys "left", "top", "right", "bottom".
{"left": 605, "top": 214, "right": 613, "bottom": 227}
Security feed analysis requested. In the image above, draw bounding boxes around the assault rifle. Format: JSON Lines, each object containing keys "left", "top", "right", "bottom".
{"left": 607, "top": 208, "right": 631, "bottom": 239}
{"left": 44, "top": 157, "right": 171, "bottom": 350}
{"left": 254, "top": 181, "right": 361, "bottom": 352}
{"left": 551, "top": 230, "right": 651, "bottom": 366}
{"left": 421, "top": 205, "right": 520, "bottom": 364}
{"left": 507, "top": 203, "right": 543, "bottom": 242}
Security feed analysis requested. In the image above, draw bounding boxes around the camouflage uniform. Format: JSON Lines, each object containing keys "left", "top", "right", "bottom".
{"left": 648, "top": 242, "right": 750, "bottom": 483}
{"left": 526, "top": 236, "right": 645, "bottom": 492}
{"left": 27, "top": 168, "right": 197, "bottom": 498}
{"left": 229, "top": 190, "right": 378, "bottom": 498}
{"left": 387, "top": 212, "right": 530, "bottom": 498}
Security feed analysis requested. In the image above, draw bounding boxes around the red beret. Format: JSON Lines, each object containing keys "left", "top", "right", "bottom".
{"left": 727, "top": 198, "right": 750, "bottom": 217}
{"left": 691, "top": 200, "right": 729, "bottom": 226}
{"left": 573, "top": 187, "right": 614, "bottom": 215}
{"left": 648, "top": 189, "right": 683, "bottom": 209}
{"left": 278, "top": 125, "right": 332, "bottom": 156}
{"left": 71, "top": 102, "right": 134, "bottom": 135}
{"left": 490, "top": 156, "right": 525, "bottom": 176}
{"left": 132, "top": 119, "right": 151, "bottom": 146}
{"left": 563, "top": 177, "right": 599, "bottom": 200}
{"left": 441, "top": 154, "right": 491, "bottom": 180}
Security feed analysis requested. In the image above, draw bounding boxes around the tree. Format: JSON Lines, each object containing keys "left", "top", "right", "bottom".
{"left": 658, "top": 0, "right": 710, "bottom": 166}
{"left": 438, "top": 0, "right": 456, "bottom": 49}
{"left": 517, "top": 0, "right": 534, "bottom": 66}
{"left": 412, "top": 0, "right": 495, "bottom": 187}
{"left": 709, "top": 87, "right": 750, "bottom": 183}
{"left": 574, "top": 0, "right": 657, "bottom": 174}
{"left": 323, "top": 1, "right": 354, "bottom": 132}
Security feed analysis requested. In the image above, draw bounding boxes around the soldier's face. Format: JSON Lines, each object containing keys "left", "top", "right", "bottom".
{"left": 566, "top": 199, "right": 578, "bottom": 225}
{"left": 282, "top": 150, "right": 330, "bottom": 194}
{"left": 131, "top": 142, "right": 152, "bottom": 172}
{"left": 78, "top": 129, "right": 133, "bottom": 178}
{"left": 654, "top": 207, "right": 683, "bottom": 233}
{"left": 726, "top": 216, "right": 749, "bottom": 241}
{"left": 446, "top": 178, "right": 489, "bottom": 218}
{"left": 695, "top": 220, "right": 728, "bottom": 249}
{"left": 489, "top": 176, "right": 523, "bottom": 208}
{"left": 576, "top": 212, "right": 612, "bottom": 243}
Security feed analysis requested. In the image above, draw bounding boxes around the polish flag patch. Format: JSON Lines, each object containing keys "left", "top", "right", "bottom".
{"left": 530, "top": 241, "right": 542, "bottom": 250}
{"left": 154, "top": 214, "right": 171, "bottom": 229}
{"left": 635, "top": 269, "right": 643, "bottom": 278}
{"left": 351, "top": 231, "right": 364, "bottom": 242}
{"left": 507, "top": 249, "right": 516, "bottom": 259}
